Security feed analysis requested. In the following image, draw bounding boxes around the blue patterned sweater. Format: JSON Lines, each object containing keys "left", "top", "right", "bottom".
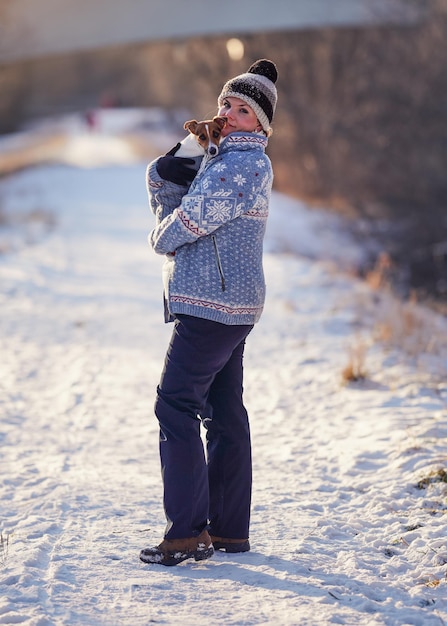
{"left": 146, "top": 132, "right": 273, "bottom": 325}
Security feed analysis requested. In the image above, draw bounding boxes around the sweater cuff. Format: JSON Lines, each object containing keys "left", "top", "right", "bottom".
{"left": 146, "top": 158, "right": 164, "bottom": 190}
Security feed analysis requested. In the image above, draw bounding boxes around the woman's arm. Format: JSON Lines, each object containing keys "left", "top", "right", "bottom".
{"left": 149, "top": 153, "right": 271, "bottom": 255}
{"left": 146, "top": 159, "right": 191, "bottom": 224}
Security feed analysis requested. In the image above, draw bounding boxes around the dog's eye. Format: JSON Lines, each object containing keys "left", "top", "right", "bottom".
{"left": 199, "top": 134, "right": 206, "bottom": 141}
{"left": 213, "top": 131, "right": 220, "bottom": 138}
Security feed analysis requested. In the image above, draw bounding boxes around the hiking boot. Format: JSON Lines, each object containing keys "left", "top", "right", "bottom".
{"left": 210, "top": 535, "right": 250, "bottom": 553}
{"left": 139, "top": 530, "right": 214, "bottom": 566}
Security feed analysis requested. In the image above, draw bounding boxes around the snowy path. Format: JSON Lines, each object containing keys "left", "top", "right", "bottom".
{"left": 1, "top": 159, "right": 447, "bottom": 626}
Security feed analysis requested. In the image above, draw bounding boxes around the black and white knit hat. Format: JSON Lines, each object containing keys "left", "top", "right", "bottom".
{"left": 218, "top": 59, "right": 278, "bottom": 135}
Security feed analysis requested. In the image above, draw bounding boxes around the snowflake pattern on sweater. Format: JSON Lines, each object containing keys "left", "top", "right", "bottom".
{"left": 146, "top": 132, "right": 273, "bottom": 325}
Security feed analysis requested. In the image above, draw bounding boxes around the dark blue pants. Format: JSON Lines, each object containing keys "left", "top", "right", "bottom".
{"left": 155, "top": 314, "right": 253, "bottom": 540}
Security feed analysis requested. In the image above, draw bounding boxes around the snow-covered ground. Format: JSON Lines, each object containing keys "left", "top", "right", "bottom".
{"left": 1, "top": 111, "right": 447, "bottom": 626}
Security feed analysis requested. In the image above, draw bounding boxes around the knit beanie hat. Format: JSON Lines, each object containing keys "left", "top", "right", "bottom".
{"left": 218, "top": 59, "right": 278, "bottom": 135}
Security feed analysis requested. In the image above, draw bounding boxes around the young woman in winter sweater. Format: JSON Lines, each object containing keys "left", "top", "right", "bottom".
{"left": 140, "top": 59, "right": 278, "bottom": 566}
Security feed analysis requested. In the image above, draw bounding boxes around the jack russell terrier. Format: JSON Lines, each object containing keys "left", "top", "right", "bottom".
{"left": 176, "top": 116, "right": 227, "bottom": 163}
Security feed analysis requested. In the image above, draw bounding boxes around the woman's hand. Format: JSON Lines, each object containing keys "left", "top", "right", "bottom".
{"left": 156, "top": 143, "right": 197, "bottom": 186}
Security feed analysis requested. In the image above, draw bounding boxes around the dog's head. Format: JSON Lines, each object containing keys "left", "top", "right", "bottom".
{"left": 184, "top": 116, "right": 227, "bottom": 156}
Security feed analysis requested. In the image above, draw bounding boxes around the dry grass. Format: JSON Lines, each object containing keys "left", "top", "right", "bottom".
{"left": 365, "top": 252, "right": 394, "bottom": 291}
{"left": 342, "top": 337, "right": 369, "bottom": 383}
{"left": 348, "top": 247, "right": 447, "bottom": 381}
{"left": 371, "top": 288, "right": 447, "bottom": 373}
{"left": 0, "top": 532, "right": 10, "bottom": 566}
{"left": 338, "top": 245, "right": 447, "bottom": 385}
{"left": 417, "top": 468, "right": 447, "bottom": 490}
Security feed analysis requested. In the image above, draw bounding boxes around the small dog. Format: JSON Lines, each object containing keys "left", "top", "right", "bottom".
{"left": 176, "top": 116, "right": 227, "bottom": 158}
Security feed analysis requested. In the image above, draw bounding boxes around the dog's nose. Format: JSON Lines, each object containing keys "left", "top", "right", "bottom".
{"left": 209, "top": 146, "right": 217, "bottom": 156}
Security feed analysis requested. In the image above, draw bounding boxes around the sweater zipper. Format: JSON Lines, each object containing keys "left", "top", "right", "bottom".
{"left": 211, "top": 235, "right": 226, "bottom": 292}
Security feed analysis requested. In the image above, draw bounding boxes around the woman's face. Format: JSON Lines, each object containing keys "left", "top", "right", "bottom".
{"left": 218, "top": 97, "right": 261, "bottom": 137}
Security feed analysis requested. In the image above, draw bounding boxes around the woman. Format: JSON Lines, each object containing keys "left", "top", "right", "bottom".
{"left": 140, "top": 59, "right": 278, "bottom": 566}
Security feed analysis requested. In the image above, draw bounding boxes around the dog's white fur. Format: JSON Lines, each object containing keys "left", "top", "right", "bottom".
{"left": 175, "top": 133, "right": 206, "bottom": 158}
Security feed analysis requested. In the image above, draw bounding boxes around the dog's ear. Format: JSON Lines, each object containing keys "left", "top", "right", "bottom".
{"left": 213, "top": 116, "right": 227, "bottom": 130}
{"left": 184, "top": 120, "right": 198, "bottom": 133}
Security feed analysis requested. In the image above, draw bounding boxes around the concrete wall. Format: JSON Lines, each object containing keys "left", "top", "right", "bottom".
{"left": 0, "top": 0, "right": 419, "bottom": 63}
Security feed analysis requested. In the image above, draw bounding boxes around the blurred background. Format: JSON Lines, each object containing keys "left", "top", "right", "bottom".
{"left": 1, "top": 0, "right": 446, "bottom": 310}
